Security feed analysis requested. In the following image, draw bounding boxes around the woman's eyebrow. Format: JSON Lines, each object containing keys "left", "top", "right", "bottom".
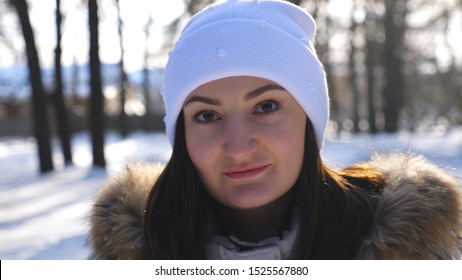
{"left": 245, "top": 84, "right": 285, "bottom": 101}
{"left": 184, "top": 96, "right": 221, "bottom": 107}
{"left": 184, "top": 84, "right": 285, "bottom": 107}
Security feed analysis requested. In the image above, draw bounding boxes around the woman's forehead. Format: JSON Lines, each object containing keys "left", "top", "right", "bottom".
{"left": 188, "top": 76, "right": 282, "bottom": 97}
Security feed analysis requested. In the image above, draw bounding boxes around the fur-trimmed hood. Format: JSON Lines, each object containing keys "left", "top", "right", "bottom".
{"left": 87, "top": 154, "right": 462, "bottom": 259}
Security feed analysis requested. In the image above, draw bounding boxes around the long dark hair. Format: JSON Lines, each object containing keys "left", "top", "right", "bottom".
{"left": 143, "top": 112, "right": 384, "bottom": 259}
{"left": 292, "top": 123, "right": 384, "bottom": 259}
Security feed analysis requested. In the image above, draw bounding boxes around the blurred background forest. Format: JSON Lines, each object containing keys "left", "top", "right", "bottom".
{"left": 0, "top": 0, "right": 461, "bottom": 173}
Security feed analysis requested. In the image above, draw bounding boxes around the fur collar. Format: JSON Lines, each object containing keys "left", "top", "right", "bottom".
{"left": 87, "top": 154, "right": 462, "bottom": 259}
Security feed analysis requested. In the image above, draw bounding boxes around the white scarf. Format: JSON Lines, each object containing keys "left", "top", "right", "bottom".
{"left": 204, "top": 221, "right": 298, "bottom": 260}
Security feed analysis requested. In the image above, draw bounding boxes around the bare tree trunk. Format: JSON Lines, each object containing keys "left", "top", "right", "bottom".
{"left": 454, "top": 3, "right": 462, "bottom": 119}
{"left": 9, "top": 0, "right": 54, "bottom": 173}
{"left": 442, "top": 8, "right": 461, "bottom": 119}
{"left": 349, "top": 0, "right": 360, "bottom": 133}
{"left": 315, "top": 2, "right": 340, "bottom": 132}
{"left": 88, "top": 0, "right": 105, "bottom": 167}
{"left": 142, "top": 15, "right": 153, "bottom": 131}
{"left": 365, "top": 0, "right": 377, "bottom": 134}
{"left": 365, "top": 49, "right": 377, "bottom": 133}
{"left": 185, "top": 0, "right": 213, "bottom": 15}
{"left": 115, "top": 0, "right": 129, "bottom": 137}
{"left": 53, "top": 0, "right": 73, "bottom": 165}
{"left": 323, "top": 15, "right": 339, "bottom": 132}
{"left": 287, "top": 0, "right": 303, "bottom": 5}
{"left": 382, "top": 0, "right": 407, "bottom": 132}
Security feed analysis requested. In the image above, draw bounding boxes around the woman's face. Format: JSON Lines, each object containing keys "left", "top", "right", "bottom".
{"left": 183, "top": 76, "right": 306, "bottom": 210}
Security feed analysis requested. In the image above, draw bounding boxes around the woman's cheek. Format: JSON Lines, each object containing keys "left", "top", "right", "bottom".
{"left": 186, "top": 126, "right": 221, "bottom": 167}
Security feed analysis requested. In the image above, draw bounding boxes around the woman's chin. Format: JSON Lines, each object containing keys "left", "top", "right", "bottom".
{"left": 223, "top": 183, "right": 277, "bottom": 210}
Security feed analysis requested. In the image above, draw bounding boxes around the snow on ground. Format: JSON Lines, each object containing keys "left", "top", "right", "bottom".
{"left": 1, "top": 128, "right": 461, "bottom": 260}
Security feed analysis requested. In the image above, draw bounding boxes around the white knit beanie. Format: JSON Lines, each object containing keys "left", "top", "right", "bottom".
{"left": 162, "top": 0, "right": 329, "bottom": 149}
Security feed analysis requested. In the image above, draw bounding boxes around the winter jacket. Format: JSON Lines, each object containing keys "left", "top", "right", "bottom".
{"left": 87, "top": 153, "right": 462, "bottom": 259}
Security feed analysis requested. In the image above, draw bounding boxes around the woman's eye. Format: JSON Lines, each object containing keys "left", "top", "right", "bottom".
{"left": 194, "top": 111, "right": 220, "bottom": 123}
{"left": 255, "top": 100, "right": 280, "bottom": 114}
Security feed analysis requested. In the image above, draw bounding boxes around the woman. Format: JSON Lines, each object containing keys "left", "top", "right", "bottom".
{"left": 88, "top": 0, "right": 462, "bottom": 259}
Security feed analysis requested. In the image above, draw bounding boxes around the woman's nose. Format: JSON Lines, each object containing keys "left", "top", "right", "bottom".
{"left": 223, "top": 116, "right": 257, "bottom": 159}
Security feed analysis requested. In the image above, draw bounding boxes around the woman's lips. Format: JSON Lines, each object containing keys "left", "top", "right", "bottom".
{"left": 223, "top": 164, "right": 270, "bottom": 180}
